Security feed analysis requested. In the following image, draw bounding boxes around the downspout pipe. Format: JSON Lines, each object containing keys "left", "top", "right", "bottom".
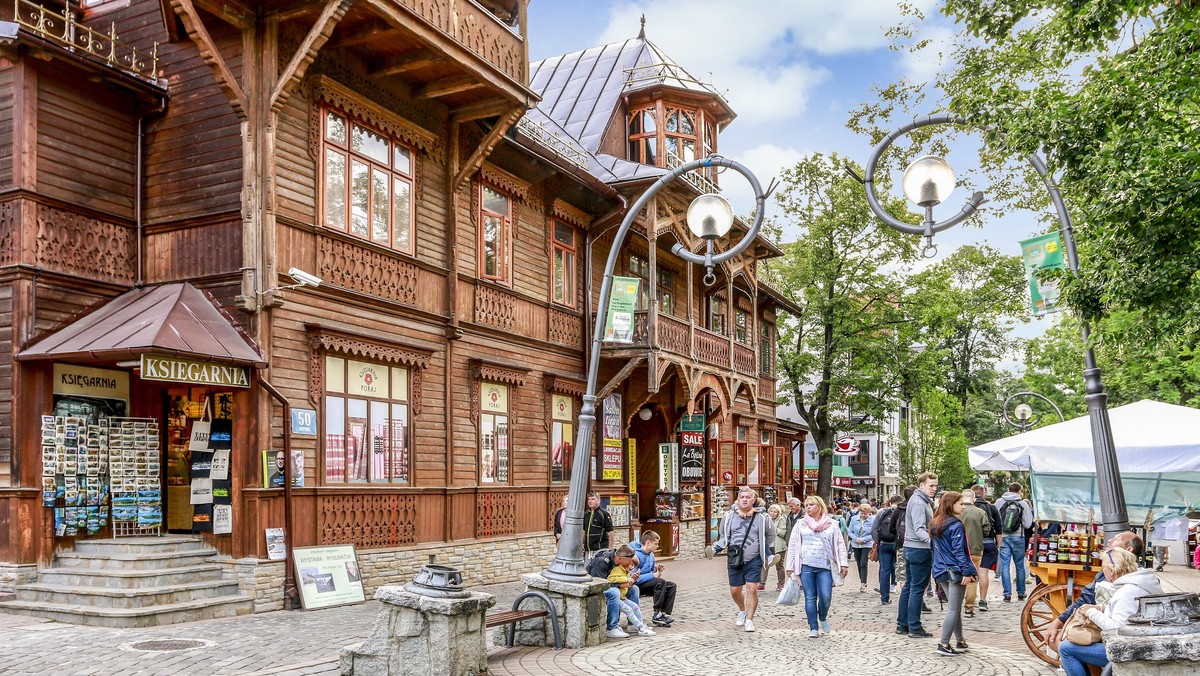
{"left": 136, "top": 97, "right": 167, "bottom": 287}
{"left": 256, "top": 374, "right": 298, "bottom": 610}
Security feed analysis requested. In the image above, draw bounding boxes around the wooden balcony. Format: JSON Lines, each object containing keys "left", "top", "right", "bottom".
{"left": 622, "top": 311, "right": 761, "bottom": 377}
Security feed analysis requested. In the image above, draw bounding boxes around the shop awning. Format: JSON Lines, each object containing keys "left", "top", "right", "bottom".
{"left": 18, "top": 283, "right": 267, "bottom": 367}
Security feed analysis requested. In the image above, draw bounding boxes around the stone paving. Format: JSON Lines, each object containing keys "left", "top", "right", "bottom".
{"left": 1, "top": 558, "right": 1196, "bottom": 675}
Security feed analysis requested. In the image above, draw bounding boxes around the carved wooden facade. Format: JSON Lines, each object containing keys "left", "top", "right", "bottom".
{"left": 0, "top": 0, "right": 802, "bottom": 580}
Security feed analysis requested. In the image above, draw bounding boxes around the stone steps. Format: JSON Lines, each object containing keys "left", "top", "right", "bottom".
{"left": 0, "top": 536, "right": 254, "bottom": 627}
{"left": 0, "top": 594, "right": 253, "bottom": 628}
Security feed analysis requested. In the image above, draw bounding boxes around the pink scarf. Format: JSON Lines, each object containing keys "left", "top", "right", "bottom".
{"left": 804, "top": 514, "right": 833, "bottom": 532}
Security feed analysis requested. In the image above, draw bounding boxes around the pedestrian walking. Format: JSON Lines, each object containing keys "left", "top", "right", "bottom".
{"left": 959, "top": 489, "right": 990, "bottom": 617}
{"left": 768, "top": 504, "right": 789, "bottom": 591}
{"left": 707, "top": 487, "right": 776, "bottom": 633}
{"left": 930, "top": 491, "right": 977, "bottom": 656}
{"left": 971, "top": 485, "right": 1001, "bottom": 611}
{"left": 785, "top": 495, "right": 849, "bottom": 638}
{"left": 847, "top": 501, "right": 875, "bottom": 592}
{"left": 872, "top": 494, "right": 902, "bottom": 604}
{"left": 896, "top": 473, "right": 937, "bottom": 639}
{"left": 995, "top": 482, "right": 1034, "bottom": 602}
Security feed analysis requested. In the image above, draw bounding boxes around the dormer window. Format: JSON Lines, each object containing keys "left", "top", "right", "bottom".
{"left": 627, "top": 101, "right": 718, "bottom": 183}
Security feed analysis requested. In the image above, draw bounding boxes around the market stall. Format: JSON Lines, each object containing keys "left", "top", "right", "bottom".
{"left": 969, "top": 399, "right": 1200, "bottom": 667}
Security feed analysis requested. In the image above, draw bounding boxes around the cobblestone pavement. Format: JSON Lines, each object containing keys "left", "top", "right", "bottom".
{"left": 2, "top": 559, "right": 1195, "bottom": 675}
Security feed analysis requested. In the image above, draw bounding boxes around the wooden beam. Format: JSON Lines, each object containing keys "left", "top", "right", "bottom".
{"left": 271, "top": 0, "right": 357, "bottom": 113}
{"left": 170, "top": 0, "right": 248, "bottom": 118}
{"left": 598, "top": 356, "right": 646, "bottom": 400}
{"left": 371, "top": 50, "right": 443, "bottom": 77}
{"left": 450, "top": 99, "right": 516, "bottom": 122}
{"left": 453, "top": 106, "right": 523, "bottom": 191}
{"left": 415, "top": 76, "right": 486, "bottom": 99}
{"left": 271, "top": 1, "right": 327, "bottom": 22}
{"left": 331, "top": 24, "right": 391, "bottom": 48}
{"left": 193, "top": 0, "right": 254, "bottom": 30}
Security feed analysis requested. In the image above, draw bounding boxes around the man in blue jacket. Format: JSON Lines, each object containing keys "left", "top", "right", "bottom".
{"left": 630, "top": 530, "right": 677, "bottom": 626}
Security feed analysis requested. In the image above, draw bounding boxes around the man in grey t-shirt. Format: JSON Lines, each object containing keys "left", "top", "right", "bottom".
{"left": 707, "top": 487, "right": 775, "bottom": 633}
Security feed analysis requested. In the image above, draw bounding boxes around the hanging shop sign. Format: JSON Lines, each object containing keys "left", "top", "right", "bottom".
{"left": 833, "top": 435, "right": 860, "bottom": 456}
{"left": 603, "top": 276, "right": 641, "bottom": 343}
{"left": 627, "top": 439, "right": 637, "bottom": 492}
{"left": 679, "top": 431, "right": 704, "bottom": 483}
{"left": 1019, "top": 232, "right": 1066, "bottom": 317}
{"left": 834, "top": 476, "right": 877, "bottom": 488}
{"left": 53, "top": 364, "right": 129, "bottom": 401}
{"left": 140, "top": 355, "right": 250, "bottom": 388}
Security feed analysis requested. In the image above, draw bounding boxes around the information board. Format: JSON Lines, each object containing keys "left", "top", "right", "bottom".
{"left": 293, "top": 544, "right": 366, "bottom": 610}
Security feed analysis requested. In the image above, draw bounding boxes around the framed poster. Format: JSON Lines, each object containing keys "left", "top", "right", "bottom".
{"left": 293, "top": 544, "right": 366, "bottom": 610}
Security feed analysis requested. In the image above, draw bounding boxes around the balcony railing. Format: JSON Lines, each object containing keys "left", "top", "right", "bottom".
{"left": 397, "top": 0, "right": 525, "bottom": 83}
{"left": 13, "top": 0, "right": 159, "bottom": 82}
{"left": 733, "top": 343, "right": 756, "bottom": 375}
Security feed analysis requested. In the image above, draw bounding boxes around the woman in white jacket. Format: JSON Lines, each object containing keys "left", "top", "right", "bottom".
{"left": 1058, "top": 547, "right": 1163, "bottom": 676}
{"left": 784, "top": 496, "right": 849, "bottom": 639}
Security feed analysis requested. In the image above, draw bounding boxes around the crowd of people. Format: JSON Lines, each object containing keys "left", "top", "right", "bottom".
{"left": 573, "top": 480, "right": 1168, "bottom": 672}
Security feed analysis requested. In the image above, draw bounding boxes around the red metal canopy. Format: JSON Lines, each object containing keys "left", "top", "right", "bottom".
{"left": 18, "top": 283, "right": 266, "bottom": 367}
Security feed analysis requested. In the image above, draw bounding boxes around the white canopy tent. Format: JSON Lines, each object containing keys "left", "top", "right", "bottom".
{"left": 969, "top": 400, "right": 1200, "bottom": 523}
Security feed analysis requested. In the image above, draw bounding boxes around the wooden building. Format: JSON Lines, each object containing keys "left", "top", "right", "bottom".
{"left": 0, "top": 0, "right": 804, "bottom": 623}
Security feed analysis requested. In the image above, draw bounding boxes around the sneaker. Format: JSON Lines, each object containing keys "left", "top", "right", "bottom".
{"left": 881, "top": 599, "right": 891, "bottom": 605}
{"left": 936, "top": 642, "right": 958, "bottom": 656}
{"left": 890, "top": 585, "right": 898, "bottom": 594}
{"left": 766, "top": 553, "right": 780, "bottom": 568}
{"left": 1018, "top": 594, "right": 1026, "bottom": 601}
{"left": 743, "top": 619, "right": 756, "bottom": 632}
{"left": 819, "top": 619, "right": 832, "bottom": 634}
{"left": 895, "top": 626, "right": 907, "bottom": 635}
{"left": 606, "top": 627, "right": 629, "bottom": 639}
{"left": 955, "top": 640, "right": 970, "bottom": 652}
{"left": 860, "top": 583, "right": 867, "bottom": 592}
{"left": 776, "top": 584, "right": 785, "bottom": 592}
{"left": 735, "top": 610, "right": 747, "bottom": 626}
{"left": 652, "top": 613, "right": 674, "bottom": 626}
{"left": 909, "top": 628, "right": 933, "bottom": 638}
{"left": 964, "top": 609, "right": 974, "bottom": 618}
{"left": 808, "top": 629, "right": 819, "bottom": 638}
{"left": 921, "top": 603, "right": 932, "bottom": 613}
{"left": 1003, "top": 595, "right": 1012, "bottom": 602}
{"left": 978, "top": 600, "right": 989, "bottom": 611}
{"left": 757, "top": 583, "right": 765, "bottom": 591}
{"left": 637, "top": 625, "right": 657, "bottom": 636}
{"left": 704, "top": 546, "right": 715, "bottom": 560}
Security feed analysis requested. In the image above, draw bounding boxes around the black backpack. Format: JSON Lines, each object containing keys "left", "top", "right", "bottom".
{"left": 585, "top": 550, "right": 615, "bottom": 578}
{"left": 882, "top": 503, "right": 907, "bottom": 543}
{"left": 999, "top": 499, "right": 1024, "bottom": 534}
{"left": 877, "top": 507, "right": 899, "bottom": 543}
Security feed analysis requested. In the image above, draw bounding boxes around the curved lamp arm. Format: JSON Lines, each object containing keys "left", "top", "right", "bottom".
{"left": 670, "top": 157, "right": 767, "bottom": 285}
{"left": 1001, "top": 391, "right": 1066, "bottom": 431}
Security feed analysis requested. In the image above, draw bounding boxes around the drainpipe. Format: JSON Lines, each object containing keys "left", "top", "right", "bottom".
{"left": 135, "top": 98, "right": 166, "bottom": 287}
{"left": 257, "top": 374, "right": 297, "bottom": 610}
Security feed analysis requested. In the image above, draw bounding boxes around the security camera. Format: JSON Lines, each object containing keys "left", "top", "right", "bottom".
{"left": 287, "top": 267, "right": 323, "bottom": 288}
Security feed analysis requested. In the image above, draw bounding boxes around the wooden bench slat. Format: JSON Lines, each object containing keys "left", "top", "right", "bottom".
{"left": 486, "top": 609, "right": 548, "bottom": 627}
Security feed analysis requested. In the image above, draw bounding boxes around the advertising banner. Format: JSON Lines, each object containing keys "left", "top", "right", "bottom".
{"left": 293, "top": 545, "right": 366, "bottom": 610}
{"left": 602, "top": 440, "right": 623, "bottom": 480}
{"left": 1020, "top": 232, "right": 1066, "bottom": 316}
{"left": 603, "top": 277, "right": 640, "bottom": 343}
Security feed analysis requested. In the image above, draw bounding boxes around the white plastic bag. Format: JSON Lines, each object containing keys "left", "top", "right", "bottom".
{"left": 776, "top": 577, "right": 802, "bottom": 606}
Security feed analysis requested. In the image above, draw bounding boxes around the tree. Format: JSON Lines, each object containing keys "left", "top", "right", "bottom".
{"left": 766, "top": 153, "right": 917, "bottom": 499}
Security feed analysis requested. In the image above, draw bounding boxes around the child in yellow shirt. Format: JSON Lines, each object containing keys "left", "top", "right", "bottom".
{"left": 608, "top": 544, "right": 655, "bottom": 636}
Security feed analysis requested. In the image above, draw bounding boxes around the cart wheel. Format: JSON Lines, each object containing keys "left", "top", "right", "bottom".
{"left": 1021, "top": 583, "right": 1082, "bottom": 667}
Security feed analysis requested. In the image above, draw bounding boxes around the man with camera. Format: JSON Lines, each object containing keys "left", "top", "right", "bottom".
{"left": 706, "top": 487, "right": 776, "bottom": 632}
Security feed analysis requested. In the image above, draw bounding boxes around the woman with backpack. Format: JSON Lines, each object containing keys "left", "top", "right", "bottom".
{"left": 785, "top": 496, "right": 849, "bottom": 638}
{"left": 930, "top": 491, "right": 978, "bottom": 657}
{"left": 872, "top": 494, "right": 903, "bottom": 604}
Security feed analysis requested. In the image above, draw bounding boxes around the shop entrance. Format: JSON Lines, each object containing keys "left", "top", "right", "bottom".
{"left": 164, "top": 388, "right": 236, "bottom": 534}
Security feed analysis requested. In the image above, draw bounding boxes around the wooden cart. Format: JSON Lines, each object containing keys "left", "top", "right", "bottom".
{"left": 1020, "top": 558, "right": 1098, "bottom": 667}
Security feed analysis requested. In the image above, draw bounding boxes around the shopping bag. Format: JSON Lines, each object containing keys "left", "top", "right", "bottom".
{"left": 776, "top": 578, "right": 802, "bottom": 606}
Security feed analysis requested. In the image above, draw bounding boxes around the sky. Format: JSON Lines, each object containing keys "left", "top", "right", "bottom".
{"left": 527, "top": 0, "right": 1057, "bottom": 352}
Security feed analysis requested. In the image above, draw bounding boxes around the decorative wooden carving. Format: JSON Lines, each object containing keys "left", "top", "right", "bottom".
{"left": 694, "top": 327, "right": 729, "bottom": 368}
{"left": 307, "top": 75, "right": 444, "bottom": 162}
{"left": 552, "top": 200, "right": 591, "bottom": 227}
{"left": 317, "top": 234, "right": 419, "bottom": 306}
{"left": 476, "top": 491, "right": 517, "bottom": 538}
{"left": 548, "top": 308, "right": 581, "bottom": 347}
{"left": 657, "top": 314, "right": 690, "bottom": 355}
{"left": 479, "top": 164, "right": 529, "bottom": 205}
{"left": 390, "top": 0, "right": 524, "bottom": 82}
{"left": 0, "top": 201, "right": 15, "bottom": 266}
{"left": 473, "top": 284, "right": 516, "bottom": 331}
{"left": 734, "top": 344, "right": 756, "bottom": 375}
{"left": 307, "top": 327, "right": 432, "bottom": 415}
{"left": 34, "top": 203, "right": 135, "bottom": 284}
{"left": 318, "top": 492, "right": 418, "bottom": 547}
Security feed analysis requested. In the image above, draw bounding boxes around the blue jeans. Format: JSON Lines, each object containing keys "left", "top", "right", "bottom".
{"left": 799, "top": 565, "right": 833, "bottom": 631}
{"left": 897, "top": 547, "right": 932, "bottom": 632}
{"left": 878, "top": 543, "right": 897, "bottom": 602}
{"left": 1059, "top": 640, "right": 1109, "bottom": 676}
{"left": 999, "top": 534, "right": 1028, "bottom": 597}
{"left": 603, "top": 585, "right": 640, "bottom": 629}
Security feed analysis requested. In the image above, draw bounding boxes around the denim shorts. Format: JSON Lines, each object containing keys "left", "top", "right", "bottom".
{"left": 727, "top": 556, "right": 763, "bottom": 586}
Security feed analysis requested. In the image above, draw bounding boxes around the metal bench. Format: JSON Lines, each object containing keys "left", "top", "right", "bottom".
{"left": 485, "top": 590, "right": 562, "bottom": 650}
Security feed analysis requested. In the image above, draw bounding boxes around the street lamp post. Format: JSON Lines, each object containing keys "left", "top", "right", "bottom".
{"left": 1001, "top": 391, "right": 1066, "bottom": 432}
{"left": 544, "top": 156, "right": 766, "bottom": 581}
{"left": 861, "top": 113, "right": 1130, "bottom": 540}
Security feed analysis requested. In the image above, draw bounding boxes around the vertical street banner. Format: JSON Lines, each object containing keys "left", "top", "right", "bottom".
{"left": 603, "top": 277, "right": 640, "bottom": 343}
{"left": 1020, "top": 232, "right": 1066, "bottom": 316}
{"left": 627, "top": 439, "right": 637, "bottom": 492}
{"left": 601, "top": 394, "right": 623, "bottom": 479}
{"left": 679, "top": 414, "right": 705, "bottom": 484}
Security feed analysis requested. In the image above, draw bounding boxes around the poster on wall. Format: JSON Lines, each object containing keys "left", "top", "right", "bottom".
{"left": 602, "top": 440, "right": 623, "bottom": 480}
{"left": 212, "top": 504, "right": 232, "bottom": 534}
{"left": 265, "top": 528, "right": 287, "bottom": 561}
{"left": 605, "top": 494, "right": 631, "bottom": 527}
{"left": 658, "top": 443, "right": 679, "bottom": 493}
{"left": 602, "top": 394, "right": 622, "bottom": 440}
{"left": 293, "top": 545, "right": 366, "bottom": 610}
{"left": 262, "top": 450, "right": 304, "bottom": 487}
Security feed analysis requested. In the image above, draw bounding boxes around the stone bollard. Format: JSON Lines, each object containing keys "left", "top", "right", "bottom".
{"left": 340, "top": 565, "right": 495, "bottom": 676}
{"left": 504, "top": 572, "right": 610, "bottom": 649}
{"left": 1106, "top": 592, "right": 1200, "bottom": 676}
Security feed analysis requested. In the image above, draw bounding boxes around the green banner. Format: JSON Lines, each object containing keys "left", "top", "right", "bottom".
{"left": 680, "top": 414, "right": 705, "bottom": 432}
{"left": 1019, "top": 232, "right": 1066, "bottom": 316}
{"left": 603, "top": 276, "right": 641, "bottom": 343}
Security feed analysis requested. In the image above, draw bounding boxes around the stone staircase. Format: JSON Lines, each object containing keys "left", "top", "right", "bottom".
{"left": 0, "top": 536, "right": 254, "bottom": 627}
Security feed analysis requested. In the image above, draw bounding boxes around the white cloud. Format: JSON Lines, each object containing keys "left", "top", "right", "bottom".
{"left": 898, "top": 24, "right": 956, "bottom": 85}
